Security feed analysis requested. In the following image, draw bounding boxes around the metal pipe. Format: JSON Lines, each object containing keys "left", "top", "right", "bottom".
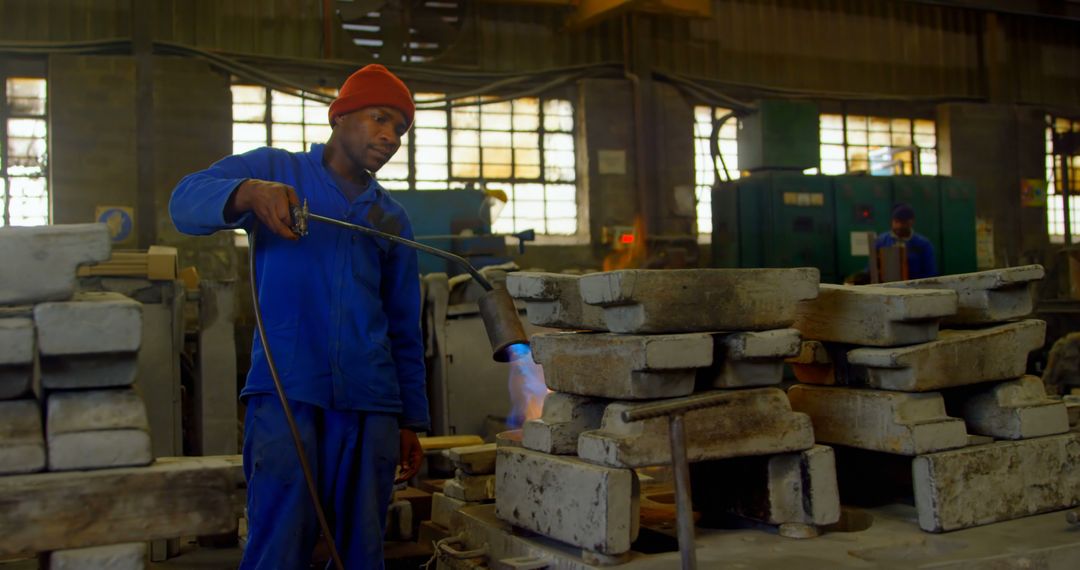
{"left": 295, "top": 203, "right": 493, "bottom": 291}
{"left": 669, "top": 414, "right": 697, "bottom": 570}
{"left": 621, "top": 391, "right": 734, "bottom": 422}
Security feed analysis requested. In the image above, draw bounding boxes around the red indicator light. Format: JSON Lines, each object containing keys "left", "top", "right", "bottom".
{"left": 619, "top": 234, "right": 635, "bottom": 245}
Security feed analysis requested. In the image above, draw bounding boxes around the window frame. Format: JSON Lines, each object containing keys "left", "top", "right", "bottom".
{"left": 1, "top": 58, "right": 50, "bottom": 227}
{"left": 1046, "top": 115, "right": 1080, "bottom": 244}
{"left": 818, "top": 111, "right": 938, "bottom": 177}
{"left": 377, "top": 92, "right": 582, "bottom": 240}
{"left": 692, "top": 105, "right": 740, "bottom": 239}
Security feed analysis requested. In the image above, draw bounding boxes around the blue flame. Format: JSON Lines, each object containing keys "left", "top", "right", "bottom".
{"left": 506, "top": 343, "right": 548, "bottom": 429}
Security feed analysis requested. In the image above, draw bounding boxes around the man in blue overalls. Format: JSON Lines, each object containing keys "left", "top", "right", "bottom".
{"left": 169, "top": 64, "right": 427, "bottom": 569}
{"left": 874, "top": 203, "right": 938, "bottom": 280}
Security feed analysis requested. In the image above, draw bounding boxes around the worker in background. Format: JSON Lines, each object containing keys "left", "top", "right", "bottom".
{"left": 876, "top": 203, "right": 938, "bottom": 279}
{"left": 169, "top": 64, "right": 427, "bottom": 569}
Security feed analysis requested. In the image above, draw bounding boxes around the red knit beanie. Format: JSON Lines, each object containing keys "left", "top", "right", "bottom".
{"left": 328, "top": 64, "right": 415, "bottom": 127}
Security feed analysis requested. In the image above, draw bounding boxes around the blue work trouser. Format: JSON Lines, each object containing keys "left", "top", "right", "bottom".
{"left": 240, "top": 394, "right": 400, "bottom": 570}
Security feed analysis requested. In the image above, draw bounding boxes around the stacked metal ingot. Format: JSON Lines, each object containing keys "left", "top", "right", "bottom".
{"left": 493, "top": 268, "right": 840, "bottom": 565}
{"left": 0, "top": 224, "right": 149, "bottom": 569}
{"left": 428, "top": 443, "right": 497, "bottom": 539}
{"left": 787, "top": 266, "right": 1078, "bottom": 532}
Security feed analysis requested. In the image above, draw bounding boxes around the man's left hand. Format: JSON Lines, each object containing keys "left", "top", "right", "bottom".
{"left": 396, "top": 428, "right": 423, "bottom": 483}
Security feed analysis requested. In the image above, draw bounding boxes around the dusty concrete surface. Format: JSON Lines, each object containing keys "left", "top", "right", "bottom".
{"left": 34, "top": 292, "right": 142, "bottom": 355}
{"left": 956, "top": 376, "right": 1070, "bottom": 440}
{"left": 0, "top": 224, "right": 111, "bottom": 305}
{"left": 46, "top": 389, "right": 151, "bottom": 471}
{"left": 879, "top": 265, "right": 1043, "bottom": 325}
{"left": 794, "top": 284, "right": 956, "bottom": 347}
{"left": 507, "top": 272, "right": 607, "bottom": 331}
{"left": 0, "top": 318, "right": 34, "bottom": 399}
{"left": 431, "top": 491, "right": 470, "bottom": 531}
{"left": 523, "top": 392, "right": 607, "bottom": 455}
{"left": 846, "top": 319, "right": 1046, "bottom": 392}
{"left": 495, "top": 447, "right": 640, "bottom": 555}
{"left": 40, "top": 353, "right": 138, "bottom": 390}
{"left": 579, "top": 268, "right": 820, "bottom": 334}
{"left": 445, "top": 471, "right": 496, "bottom": 502}
{"left": 578, "top": 388, "right": 815, "bottom": 467}
{"left": 788, "top": 385, "right": 969, "bottom": 455}
{"left": 692, "top": 445, "right": 840, "bottom": 530}
{"left": 445, "top": 443, "right": 497, "bottom": 475}
{"left": 0, "top": 399, "right": 45, "bottom": 475}
{"left": 451, "top": 502, "right": 1080, "bottom": 570}
{"left": 48, "top": 542, "right": 146, "bottom": 570}
{"left": 531, "top": 332, "right": 713, "bottom": 399}
{"left": 914, "top": 432, "right": 1080, "bottom": 532}
{"left": 711, "top": 329, "right": 802, "bottom": 388}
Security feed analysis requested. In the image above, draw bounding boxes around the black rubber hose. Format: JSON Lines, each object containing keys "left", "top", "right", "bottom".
{"left": 247, "top": 227, "right": 345, "bottom": 570}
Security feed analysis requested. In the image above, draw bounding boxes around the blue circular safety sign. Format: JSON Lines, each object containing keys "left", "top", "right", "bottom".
{"left": 97, "top": 208, "right": 133, "bottom": 242}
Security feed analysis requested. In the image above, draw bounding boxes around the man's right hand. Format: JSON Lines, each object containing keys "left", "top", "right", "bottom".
{"left": 227, "top": 179, "right": 301, "bottom": 240}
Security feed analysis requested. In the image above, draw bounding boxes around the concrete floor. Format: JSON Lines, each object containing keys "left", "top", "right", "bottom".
{"left": 3, "top": 505, "right": 1077, "bottom": 568}
{"left": 451, "top": 503, "right": 1080, "bottom": 569}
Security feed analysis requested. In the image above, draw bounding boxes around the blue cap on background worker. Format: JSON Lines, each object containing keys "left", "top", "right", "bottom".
{"left": 169, "top": 63, "right": 429, "bottom": 569}
{"left": 874, "top": 203, "right": 938, "bottom": 279}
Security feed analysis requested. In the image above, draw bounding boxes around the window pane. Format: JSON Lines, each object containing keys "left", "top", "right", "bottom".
{"left": 415, "top": 109, "right": 447, "bottom": 128}
{"left": 274, "top": 124, "right": 303, "bottom": 143}
{"left": 452, "top": 107, "right": 480, "bottom": 129}
{"left": 452, "top": 163, "right": 480, "bottom": 178}
{"left": 232, "top": 85, "right": 266, "bottom": 104}
{"left": 233, "top": 123, "right": 267, "bottom": 143}
{"left": 452, "top": 147, "right": 480, "bottom": 164}
{"left": 304, "top": 105, "right": 330, "bottom": 125}
{"left": 483, "top": 164, "right": 512, "bottom": 178}
{"left": 481, "top": 111, "right": 511, "bottom": 131}
{"left": 481, "top": 131, "right": 511, "bottom": 148}
{"left": 415, "top": 128, "right": 447, "bottom": 146}
{"left": 544, "top": 114, "right": 573, "bottom": 132}
{"left": 484, "top": 147, "right": 512, "bottom": 165}
{"left": 416, "top": 164, "right": 447, "bottom": 181}
{"left": 305, "top": 125, "right": 331, "bottom": 143}
{"left": 542, "top": 99, "right": 572, "bottom": 117}
{"left": 416, "top": 146, "right": 447, "bottom": 165}
{"left": 7, "top": 78, "right": 46, "bottom": 115}
{"left": 233, "top": 103, "right": 265, "bottom": 122}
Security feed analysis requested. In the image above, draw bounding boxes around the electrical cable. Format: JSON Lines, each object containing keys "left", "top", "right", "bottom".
{"left": 247, "top": 227, "right": 346, "bottom": 570}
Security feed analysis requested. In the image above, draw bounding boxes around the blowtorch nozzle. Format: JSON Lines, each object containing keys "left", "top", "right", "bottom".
{"left": 478, "top": 287, "right": 530, "bottom": 362}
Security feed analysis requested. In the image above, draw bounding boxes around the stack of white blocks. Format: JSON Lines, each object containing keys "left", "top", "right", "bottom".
{"left": 430, "top": 443, "right": 498, "bottom": 535}
{"left": 0, "top": 224, "right": 150, "bottom": 568}
{"left": 501, "top": 269, "right": 842, "bottom": 564}
{"left": 788, "top": 266, "right": 1078, "bottom": 532}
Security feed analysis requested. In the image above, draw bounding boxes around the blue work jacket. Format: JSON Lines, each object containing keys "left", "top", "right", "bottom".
{"left": 169, "top": 144, "right": 430, "bottom": 431}
{"left": 875, "top": 231, "right": 938, "bottom": 280}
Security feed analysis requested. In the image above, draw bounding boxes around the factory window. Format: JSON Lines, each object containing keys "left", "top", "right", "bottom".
{"left": 1046, "top": 116, "right": 1080, "bottom": 242}
{"left": 819, "top": 114, "right": 937, "bottom": 176}
{"left": 378, "top": 93, "right": 578, "bottom": 236}
{"left": 2, "top": 76, "right": 49, "bottom": 227}
{"left": 230, "top": 86, "right": 579, "bottom": 236}
{"left": 693, "top": 106, "right": 740, "bottom": 235}
{"left": 230, "top": 85, "right": 334, "bottom": 154}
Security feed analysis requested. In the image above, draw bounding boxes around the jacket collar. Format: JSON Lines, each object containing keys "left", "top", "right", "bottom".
{"left": 308, "top": 143, "right": 383, "bottom": 206}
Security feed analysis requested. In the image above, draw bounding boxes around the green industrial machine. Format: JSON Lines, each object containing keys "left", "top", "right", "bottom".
{"left": 712, "top": 174, "right": 977, "bottom": 282}
{"left": 737, "top": 100, "right": 821, "bottom": 171}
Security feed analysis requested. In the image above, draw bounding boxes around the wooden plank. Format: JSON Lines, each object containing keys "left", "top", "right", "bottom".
{"left": 419, "top": 435, "right": 485, "bottom": 452}
{"left": 0, "top": 455, "right": 244, "bottom": 558}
